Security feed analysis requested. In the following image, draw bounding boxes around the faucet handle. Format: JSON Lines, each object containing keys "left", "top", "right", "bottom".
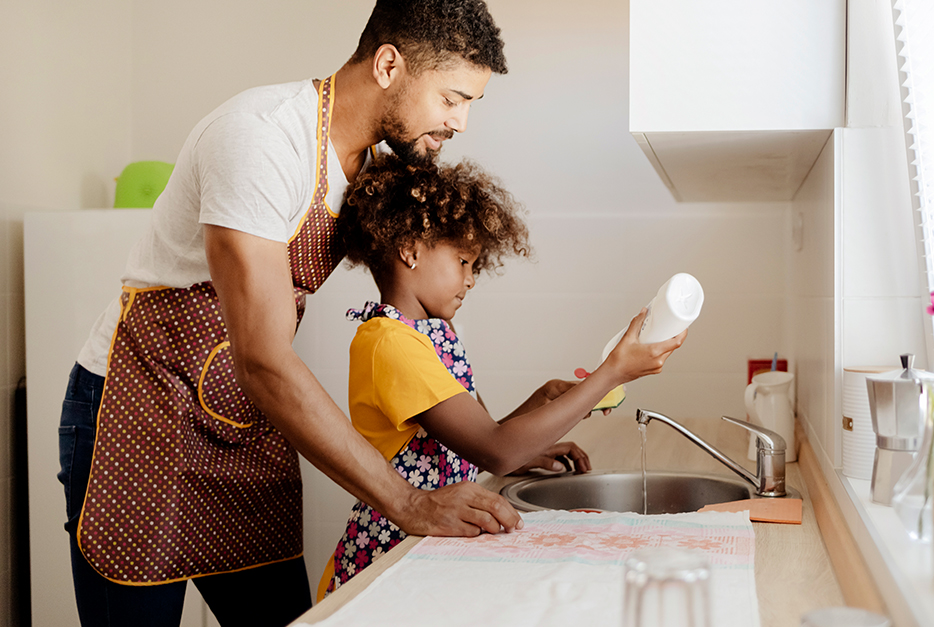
{"left": 721, "top": 415, "right": 786, "bottom": 451}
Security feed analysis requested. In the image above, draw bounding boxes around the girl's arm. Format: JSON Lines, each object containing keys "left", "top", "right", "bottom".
{"left": 417, "top": 309, "right": 685, "bottom": 476}
{"left": 498, "top": 379, "right": 580, "bottom": 422}
{"left": 478, "top": 370, "right": 591, "bottom": 473}
{"left": 498, "top": 381, "right": 595, "bottom": 473}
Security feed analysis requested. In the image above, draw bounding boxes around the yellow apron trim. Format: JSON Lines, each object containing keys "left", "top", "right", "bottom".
{"left": 198, "top": 341, "right": 255, "bottom": 428}
{"left": 316, "top": 552, "right": 336, "bottom": 603}
{"left": 289, "top": 74, "right": 335, "bottom": 243}
{"left": 77, "top": 548, "right": 305, "bottom": 587}
{"left": 120, "top": 284, "right": 171, "bottom": 321}
{"left": 76, "top": 290, "right": 127, "bottom": 576}
{"left": 123, "top": 284, "right": 172, "bottom": 293}
{"left": 122, "top": 291, "right": 136, "bottom": 321}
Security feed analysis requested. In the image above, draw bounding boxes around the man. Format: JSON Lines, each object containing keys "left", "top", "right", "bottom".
{"left": 58, "top": 2, "right": 527, "bottom": 625}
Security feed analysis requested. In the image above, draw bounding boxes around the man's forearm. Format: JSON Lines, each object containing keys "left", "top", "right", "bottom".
{"left": 235, "top": 349, "right": 416, "bottom": 523}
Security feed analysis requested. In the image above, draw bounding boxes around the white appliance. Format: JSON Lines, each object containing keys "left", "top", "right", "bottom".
{"left": 24, "top": 209, "right": 212, "bottom": 627}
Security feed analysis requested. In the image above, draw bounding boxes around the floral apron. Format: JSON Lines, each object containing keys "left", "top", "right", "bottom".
{"left": 78, "top": 76, "right": 343, "bottom": 584}
{"left": 324, "top": 302, "right": 479, "bottom": 596}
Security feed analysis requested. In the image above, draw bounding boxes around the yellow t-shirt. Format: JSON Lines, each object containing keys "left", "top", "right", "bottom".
{"left": 349, "top": 317, "right": 468, "bottom": 460}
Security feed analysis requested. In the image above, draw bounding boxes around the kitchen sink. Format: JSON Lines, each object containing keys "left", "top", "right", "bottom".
{"left": 501, "top": 470, "right": 765, "bottom": 514}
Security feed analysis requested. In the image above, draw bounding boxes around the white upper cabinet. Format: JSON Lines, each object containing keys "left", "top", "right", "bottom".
{"left": 630, "top": 0, "right": 846, "bottom": 202}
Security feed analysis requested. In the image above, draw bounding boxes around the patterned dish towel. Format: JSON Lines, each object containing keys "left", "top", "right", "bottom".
{"left": 304, "top": 510, "right": 759, "bottom": 627}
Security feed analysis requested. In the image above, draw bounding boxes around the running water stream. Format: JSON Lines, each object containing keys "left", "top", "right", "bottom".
{"left": 639, "top": 422, "right": 648, "bottom": 514}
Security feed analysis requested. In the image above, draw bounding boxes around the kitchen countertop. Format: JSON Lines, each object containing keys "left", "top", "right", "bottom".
{"left": 294, "top": 414, "right": 844, "bottom": 626}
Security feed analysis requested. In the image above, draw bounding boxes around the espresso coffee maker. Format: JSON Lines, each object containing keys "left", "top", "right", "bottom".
{"left": 866, "top": 354, "right": 933, "bottom": 505}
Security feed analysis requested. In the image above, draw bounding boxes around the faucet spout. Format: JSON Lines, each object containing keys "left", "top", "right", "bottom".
{"left": 635, "top": 409, "right": 786, "bottom": 497}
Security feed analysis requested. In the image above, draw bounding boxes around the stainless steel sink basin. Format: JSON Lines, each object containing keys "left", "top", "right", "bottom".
{"left": 501, "top": 470, "right": 767, "bottom": 514}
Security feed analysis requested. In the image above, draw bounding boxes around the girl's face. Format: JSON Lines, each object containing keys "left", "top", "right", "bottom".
{"left": 407, "top": 240, "right": 480, "bottom": 320}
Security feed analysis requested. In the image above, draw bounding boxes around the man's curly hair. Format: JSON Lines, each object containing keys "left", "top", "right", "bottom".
{"left": 339, "top": 154, "right": 530, "bottom": 285}
{"left": 350, "top": 0, "right": 507, "bottom": 75}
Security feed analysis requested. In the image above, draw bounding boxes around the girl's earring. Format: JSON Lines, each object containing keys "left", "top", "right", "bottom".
{"left": 409, "top": 262, "right": 417, "bottom": 270}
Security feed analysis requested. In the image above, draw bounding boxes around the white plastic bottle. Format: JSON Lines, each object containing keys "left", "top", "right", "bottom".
{"left": 639, "top": 273, "right": 704, "bottom": 343}
{"left": 601, "top": 273, "right": 704, "bottom": 361}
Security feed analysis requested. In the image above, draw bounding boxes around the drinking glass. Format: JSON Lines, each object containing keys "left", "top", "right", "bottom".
{"left": 621, "top": 547, "right": 711, "bottom": 627}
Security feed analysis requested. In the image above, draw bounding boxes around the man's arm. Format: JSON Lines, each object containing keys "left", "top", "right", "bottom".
{"left": 203, "top": 224, "right": 521, "bottom": 536}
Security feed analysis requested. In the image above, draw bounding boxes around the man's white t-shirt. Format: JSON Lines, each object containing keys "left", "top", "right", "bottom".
{"left": 78, "top": 79, "right": 382, "bottom": 375}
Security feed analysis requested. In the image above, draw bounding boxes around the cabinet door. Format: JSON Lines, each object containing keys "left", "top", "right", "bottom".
{"left": 630, "top": 0, "right": 845, "bottom": 202}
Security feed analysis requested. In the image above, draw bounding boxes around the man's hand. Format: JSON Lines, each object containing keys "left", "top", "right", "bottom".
{"left": 395, "top": 482, "right": 523, "bottom": 537}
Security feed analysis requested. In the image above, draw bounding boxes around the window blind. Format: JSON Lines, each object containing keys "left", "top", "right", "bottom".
{"left": 893, "top": 0, "right": 934, "bottom": 321}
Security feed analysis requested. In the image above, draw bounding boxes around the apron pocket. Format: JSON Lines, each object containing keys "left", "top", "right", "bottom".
{"left": 198, "top": 341, "right": 261, "bottom": 429}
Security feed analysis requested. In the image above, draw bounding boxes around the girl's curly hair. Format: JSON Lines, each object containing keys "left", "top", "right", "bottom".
{"left": 338, "top": 154, "right": 530, "bottom": 284}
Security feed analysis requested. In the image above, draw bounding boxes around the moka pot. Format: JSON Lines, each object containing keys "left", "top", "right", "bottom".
{"left": 866, "top": 353, "right": 934, "bottom": 505}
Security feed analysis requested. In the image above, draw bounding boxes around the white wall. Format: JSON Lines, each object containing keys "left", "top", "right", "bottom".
{"left": 8, "top": 0, "right": 793, "bottom": 623}
{"left": 790, "top": 132, "right": 838, "bottom": 463}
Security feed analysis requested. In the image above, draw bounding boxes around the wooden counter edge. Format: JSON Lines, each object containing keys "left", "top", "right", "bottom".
{"left": 293, "top": 535, "right": 422, "bottom": 624}
{"left": 796, "top": 423, "right": 887, "bottom": 614}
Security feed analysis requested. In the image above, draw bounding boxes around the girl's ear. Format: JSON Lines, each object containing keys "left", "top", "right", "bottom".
{"left": 399, "top": 245, "right": 417, "bottom": 270}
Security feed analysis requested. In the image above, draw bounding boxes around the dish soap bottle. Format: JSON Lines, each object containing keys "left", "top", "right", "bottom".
{"left": 601, "top": 273, "right": 704, "bottom": 359}
{"left": 594, "top": 274, "right": 703, "bottom": 412}
{"left": 639, "top": 273, "right": 705, "bottom": 344}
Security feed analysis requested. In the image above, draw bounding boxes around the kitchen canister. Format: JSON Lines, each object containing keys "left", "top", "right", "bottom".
{"left": 842, "top": 367, "right": 890, "bottom": 481}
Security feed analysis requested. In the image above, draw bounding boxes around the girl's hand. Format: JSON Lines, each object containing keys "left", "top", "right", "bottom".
{"left": 500, "top": 379, "right": 595, "bottom": 423}
{"left": 535, "top": 379, "right": 604, "bottom": 419}
{"left": 604, "top": 308, "right": 687, "bottom": 383}
{"left": 507, "top": 441, "right": 591, "bottom": 475}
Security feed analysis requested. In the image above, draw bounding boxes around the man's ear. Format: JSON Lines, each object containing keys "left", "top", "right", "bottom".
{"left": 372, "top": 44, "right": 407, "bottom": 90}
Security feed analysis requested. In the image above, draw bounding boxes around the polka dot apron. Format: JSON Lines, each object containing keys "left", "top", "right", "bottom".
{"left": 77, "top": 76, "right": 343, "bottom": 584}
{"left": 324, "top": 302, "right": 479, "bottom": 596}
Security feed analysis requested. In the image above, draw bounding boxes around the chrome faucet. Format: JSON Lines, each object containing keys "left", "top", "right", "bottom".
{"left": 635, "top": 409, "right": 786, "bottom": 497}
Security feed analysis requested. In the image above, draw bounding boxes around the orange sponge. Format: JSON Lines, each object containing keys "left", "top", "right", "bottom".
{"left": 698, "top": 498, "right": 803, "bottom": 524}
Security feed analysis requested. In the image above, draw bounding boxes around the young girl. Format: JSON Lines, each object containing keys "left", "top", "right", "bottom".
{"left": 318, "top": 155, "right": 684, "bottom": 598}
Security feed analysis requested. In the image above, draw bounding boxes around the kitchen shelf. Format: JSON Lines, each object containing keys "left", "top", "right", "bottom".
{"left": 630, "top": 0, "right": 845, "bottom": 202}
{"left": 633, "top": 130, "right": 833, "bottom": 202}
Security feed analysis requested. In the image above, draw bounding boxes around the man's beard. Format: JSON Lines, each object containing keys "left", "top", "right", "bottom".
{"left": 384, "top": 127, "right": 432, "bottom": 164}
{"left": 380, "top": 108, "right": 451, "bottom": 165}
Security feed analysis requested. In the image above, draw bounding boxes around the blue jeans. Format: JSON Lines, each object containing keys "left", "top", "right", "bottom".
{"left": 58, "top": 363, "right": 312, "bottom": 627}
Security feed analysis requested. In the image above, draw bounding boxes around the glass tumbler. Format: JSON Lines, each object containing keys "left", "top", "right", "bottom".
{"left": 622, "top": 547, "right": 711, "bottom": 627}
